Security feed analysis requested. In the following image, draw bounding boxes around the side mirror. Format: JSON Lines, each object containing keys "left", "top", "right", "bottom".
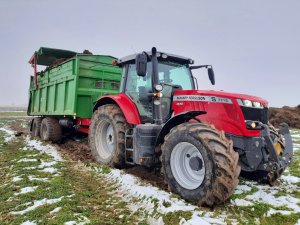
{"left": 135, "top": 53, "right": 147, "bottom": 76}
{"left": 208, "top": 67, "right": 215, "bottom": 85}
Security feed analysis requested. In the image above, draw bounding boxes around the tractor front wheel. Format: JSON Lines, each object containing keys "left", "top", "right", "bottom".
{"left": 161, "top": 122, "right": 240, "bottom": 206}
{"left": 89, "top": 104, "right": 129, "bottom": 168}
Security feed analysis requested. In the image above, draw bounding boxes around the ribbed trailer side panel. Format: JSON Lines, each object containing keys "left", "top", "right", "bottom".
{"left": 28, "top": 55, "right": 121, "bottom": 118}
{"left": 76, "top": 55, "right": 121, "bottom": 118}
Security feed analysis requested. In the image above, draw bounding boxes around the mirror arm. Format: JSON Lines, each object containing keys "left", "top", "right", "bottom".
{"left": 190, "top": 65, "right": 211, "bottom": 70}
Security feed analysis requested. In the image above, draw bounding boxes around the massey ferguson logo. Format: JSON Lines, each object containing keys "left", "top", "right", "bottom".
{"left": 173, "top": 95, "right": 233, "bottom": 104}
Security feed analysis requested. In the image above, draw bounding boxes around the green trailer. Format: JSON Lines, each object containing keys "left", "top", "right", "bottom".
{"left": 28, "top": 47, "right": 122, "bottom": 141}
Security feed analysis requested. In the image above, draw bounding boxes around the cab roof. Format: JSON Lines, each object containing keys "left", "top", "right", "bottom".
{"left": 117, "top": 51, "right": 194, "bottom": 66}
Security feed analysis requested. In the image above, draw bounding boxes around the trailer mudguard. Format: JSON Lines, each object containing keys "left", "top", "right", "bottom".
{"left": 155, "top": 111, "right": 206, "bottom": 146}
{"left": 93, "top": 93, "right": 142, "bottom": 125}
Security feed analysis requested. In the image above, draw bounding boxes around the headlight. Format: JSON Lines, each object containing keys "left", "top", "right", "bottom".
{"left": 237, "top": 99, "right": 263, "bottom": 108}
{"left": 154, "top": 84, "right": 163, "bottom": 92}
{"left": 244, "top": 100, "right": 253, "bottom": 107}
{"left": 253, "top": 101, "right": 263, "bottom": 108}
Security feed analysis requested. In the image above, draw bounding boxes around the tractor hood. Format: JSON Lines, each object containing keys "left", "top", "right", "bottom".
{"left": 173, "top": 90, "right": 268, "bottom": 107}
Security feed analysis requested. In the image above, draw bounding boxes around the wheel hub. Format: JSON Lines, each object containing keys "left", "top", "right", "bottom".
{"left": 189, "top": 156, "right": 203, "bottom": 171}
{"left": 170, "top": 142, "right": 205, "bottom": 190}
{"left": 95, "top": 121, "right": 115, "bottom": 160}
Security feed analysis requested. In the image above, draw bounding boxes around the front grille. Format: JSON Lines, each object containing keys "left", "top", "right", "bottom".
{"left": 241, "top": 107, "right": 268, "bottom": 124}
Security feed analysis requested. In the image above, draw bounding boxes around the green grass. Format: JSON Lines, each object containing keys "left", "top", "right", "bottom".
{"left": 0, "top": 111, "right": 27, "bottom": 117}
{"left": 162, "top": 210, "right": 193, "bottom": 225}
{"left": 0, "top": 133, "right": 144, "bottom": 224}
{"left": 289, "top": 150, "right": 300, "bottom": 177}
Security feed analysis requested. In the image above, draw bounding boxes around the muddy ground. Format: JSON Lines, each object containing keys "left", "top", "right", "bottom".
{"left": 8, "top": 118, "right": 168, "bottom": 192}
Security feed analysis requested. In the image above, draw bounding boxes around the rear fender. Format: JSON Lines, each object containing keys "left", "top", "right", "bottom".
{"left": 155, "top": 111, "right": 206, "bottom": 146}
{"left": 93, "top": 93, "right": 141, "bottom": 125}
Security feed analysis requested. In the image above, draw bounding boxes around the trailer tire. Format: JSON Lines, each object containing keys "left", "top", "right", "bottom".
{"left": 40, "top": 117, "right": 62, "bottom": 143}
{"left": 31, "top": 117, "right": 42, "bottom": 137}
{"left": 161, "top": 122, "right": 240, "bottom": 206}
{"left": 89, "top": 104, "right": 129, "bottom": 168}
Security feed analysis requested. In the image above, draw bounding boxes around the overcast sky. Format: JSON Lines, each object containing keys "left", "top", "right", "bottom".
{"left": 0, "top": 0, "right": 299, "bottom": 107}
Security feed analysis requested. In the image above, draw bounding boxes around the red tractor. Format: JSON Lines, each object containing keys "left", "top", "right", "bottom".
{"left": 89, "top": 47, "right": 293, "bottom": 206}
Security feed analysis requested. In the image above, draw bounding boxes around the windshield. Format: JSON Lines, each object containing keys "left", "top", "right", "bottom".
{"left": 124, "top": 61, "right": 194, "bottom": 122}
{"left": 157, "top": 62, "right": 194, "bottom": 90}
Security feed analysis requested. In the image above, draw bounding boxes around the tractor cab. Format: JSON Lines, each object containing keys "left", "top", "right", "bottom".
{"left": 117, "top": 49, "right": 198, "bottom": 123}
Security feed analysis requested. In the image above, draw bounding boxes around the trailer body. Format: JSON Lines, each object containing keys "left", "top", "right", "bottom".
{"left": 28, "top": 48, "right": 122, "bottom": 122}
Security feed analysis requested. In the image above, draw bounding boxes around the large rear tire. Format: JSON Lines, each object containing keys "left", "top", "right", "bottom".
{"left": 89, "top": 104, "right": 129, "bottom": 168}
{"left": 40, "top": 117, "right": 62, "bottom": 143}
{"left": 31, "top": 117, "right": 42, "bottom": 137}
{"left": 161, "top": 122, "right": 240, "bottom": 206}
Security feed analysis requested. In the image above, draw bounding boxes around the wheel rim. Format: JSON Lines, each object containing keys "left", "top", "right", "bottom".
{"left": 95, "top": 120, "right": 115, "bottom": 160}
{"left": 170, "top": 142, "right": 205, "bottom": 190}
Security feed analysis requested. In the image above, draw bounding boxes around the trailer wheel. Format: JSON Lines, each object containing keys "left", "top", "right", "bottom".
{"left": 89, "top": 104, "right": 129, "bottom": 168}
{"left": 161, "top": 122, "right": 240, "bottom": 206}
{"left": 31, "top": 117, "right": 42, "bottom": 137}
{"left": 40, "top": 117, "right": 62, "bottom": 143}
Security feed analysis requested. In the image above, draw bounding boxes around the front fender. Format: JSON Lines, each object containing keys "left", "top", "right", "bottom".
{"left": 155, "top": 111, "right": 206, "bottom": 147}
{"left": 93, "top": 93, "right": 141, "bottom": 125}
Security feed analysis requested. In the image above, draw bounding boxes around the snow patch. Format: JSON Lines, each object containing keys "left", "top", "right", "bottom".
{"left": 96, "top": 168, "right": 225, "bottom": 225}
{"left": 64, "top": 216, "right": 90, "bottom": 225}
{"left": 281, "top": 175, "right": 300, "bottom": 184}
{"left": 40, "top": 167, "right": 58, "bottom": 174}
{"left": 24, "top": 136, "right": 62, "bottom": 161}
{"left": 12, "top": 175, "right": 23, "bottom": 182}
{"left": 38, "top": 160, "right": 57, "bottom": 168}
{"left": 28, "top": 175, "right": 49, "bottom": 182}
{"left": 267, "top": 208, "right": 293, "bottom": 216}
{"left": 231, "top": 199, "right": 254, "bottom": 207}
{"left": 185, "top": 213, "right": 211, "bottom": 225}
{"left": 18, "top": 158, "right": 38, "bottom": 162}
{"left": 11, "top": 197, "right": 64, "bottom": 215}
{"left": 15, "top": 186, "right": 38, "bottom": 195}
{"left": 245, "top": 189, "right": 300, "bottom": 212}
{"left": 23, "top": 167, "right": 37, "bottom": 170}
{"left": 20, "top": 221, "right": 37, "bottom": 225}
{"left": 293, "top": 143, "right": 300, "bottom": 151}
{"left": 50, "top": 207, "right": 62, "bottom": 214}
{"left": 0, "top": 127, "right": 15, "bottom": 142}
{"left": 291, "top": 134, "right": 300, "bottom": 138}
{"left": 234, "top": 185, "right": 252, "bottom": 195}
{"left": 202, "top": 217, "right": 227, "bottom": 225}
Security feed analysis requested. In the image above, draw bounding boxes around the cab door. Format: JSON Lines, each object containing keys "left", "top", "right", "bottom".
{"left": 124, "top": 64, "right": 153, "bottom": 123}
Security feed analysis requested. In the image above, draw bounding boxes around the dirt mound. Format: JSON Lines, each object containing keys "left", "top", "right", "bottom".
{"left": 269, "top": 105, "right": 300, "bottom": 129}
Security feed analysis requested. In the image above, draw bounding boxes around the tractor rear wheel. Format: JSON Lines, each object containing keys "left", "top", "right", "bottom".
{"left": 31, "top": 117, "right": 42, "bottom": 137}
{"left": 161, "top": 122, "right": 240, "bottom": 206}
{"left": 89, "top": 104, "right": 129, "bottom": 168}
{"left": 40, "top": 117, "right": 62, "bottom": 143}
